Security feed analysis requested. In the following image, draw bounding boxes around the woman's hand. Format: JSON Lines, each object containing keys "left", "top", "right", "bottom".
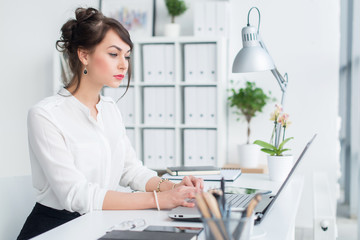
{"left": 175, "top": 175, "right": 204, "bottom": 191}
{"left": 158, "top": 185, "right": 197, "bottom": 209}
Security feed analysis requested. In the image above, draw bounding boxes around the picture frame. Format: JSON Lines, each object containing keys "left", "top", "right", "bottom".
{"left": 99, "top": 0, "right": 156, "bottom": 40}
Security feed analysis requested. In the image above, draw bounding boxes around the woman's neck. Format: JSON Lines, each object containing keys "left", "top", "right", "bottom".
{"left": 67, "top": 82, "right": 101, "bottom": 109}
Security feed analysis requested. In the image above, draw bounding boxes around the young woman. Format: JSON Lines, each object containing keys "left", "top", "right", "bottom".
{"left": 17, "top": 7, "right": 203, "bottom": 240}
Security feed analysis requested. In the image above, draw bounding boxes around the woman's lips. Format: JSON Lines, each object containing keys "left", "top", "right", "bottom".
{"left": 114, "top": 74, "right": 124, "bottom": 80}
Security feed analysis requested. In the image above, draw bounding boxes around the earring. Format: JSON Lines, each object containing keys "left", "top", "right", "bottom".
{"left": 83, "top": 67, "right": 88, "bottom": 75}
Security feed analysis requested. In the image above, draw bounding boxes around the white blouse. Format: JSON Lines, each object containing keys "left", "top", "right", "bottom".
{"left": 27, "top": 88, "right": 157, "bottom": 214}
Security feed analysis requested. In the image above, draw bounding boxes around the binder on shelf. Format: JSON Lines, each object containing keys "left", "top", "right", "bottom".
{"left": 204, "top": 2, "right": 216, "bottom": 37}
{"left": 143, "top": 129, "right": 155, "bottom": 168}
{"left": 154, "top": 45, "right": 165, "bottom": 83}
{"left": 207, "top": 44, "right": 217, "bottom": 82}
{"left": 184, "top": 44, "right": 196, "bottom": 82}
{"left": 154, "top": 130, "right": 166, "bottom": 169}
{"left": 193, "top": 2, "right": 205, "bottom": 36}
{"left": 143, "top": 87, "right": 156, "bottom": 124}
{"left": 184, "top": 87, "right": 197, "bottom": 125}
{"left": 207, "top": 129, "right": 217, "bottom": 166}
{"left": 197, "top": 130, "right": 208, "bottom": 166}
{"left": 166, "top": 166, "right": 221, "bottom": 176}
{"left": 142, "top": 45, "right": 155, "bottom": 82}
{"left": 216, "top": 1, "right": 230, "bottom": 37}
{"left": 116, "top": 87, "right": 135, "bottom": 125}
{"left": 196, "top": 45, "right": 207, "bottom": 82}
{"left": 206, "top": 87, "right": 217, "bottom": 125}
{"left": 164, "top": 44, "right": 175, "bottom": 82}
{"left": 165, "top": 129, "right": 176, "bottom": 167}
{"left": 164, "top": 87, "right": 175, "bottom": 124}
{"left": 184, "top": 129, "right": 197, "bottom": 166}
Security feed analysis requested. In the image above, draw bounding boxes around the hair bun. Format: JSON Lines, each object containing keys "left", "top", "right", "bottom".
{"left": 75, "top": 7, "right": 102, "bottom": 24}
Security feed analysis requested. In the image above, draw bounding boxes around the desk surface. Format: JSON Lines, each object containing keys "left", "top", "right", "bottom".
{"left": 33, "top": 174, "right": 304, "bottom": 240}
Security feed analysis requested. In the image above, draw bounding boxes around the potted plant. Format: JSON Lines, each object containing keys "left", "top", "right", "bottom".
{"left": 228, "top": 81, "right": 273, "bottom": 168}
{"left": 254, "top": 104, "right": 294, "bottom": 182}
{"left": 164, "top": 0, "right": 188, "bottom": 37}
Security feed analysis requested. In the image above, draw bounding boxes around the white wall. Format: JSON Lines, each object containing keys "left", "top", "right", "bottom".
{"left": 0, "top": 0, "right": 98, "bottom": 177}
{"left": 0, "top": 0, "right": 340, "bottom": 230}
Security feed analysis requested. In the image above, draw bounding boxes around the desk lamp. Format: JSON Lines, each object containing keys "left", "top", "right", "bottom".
{"left": 232, "top": 7, "right": 288, "bottom": 106}
{"left": 232, "top": 7, "right": 289, "bottom": 147}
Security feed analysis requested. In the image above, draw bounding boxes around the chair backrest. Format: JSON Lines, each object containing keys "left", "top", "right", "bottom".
{"left": 0, "top": 175, "right": 35, "bottom": 240}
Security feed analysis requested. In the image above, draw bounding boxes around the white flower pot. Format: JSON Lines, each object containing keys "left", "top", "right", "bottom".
{"left": 164, "top": 23, "right": 180, "bottom": 37}
{"left": 237, "top": 144, "right": 259, "bottom": 168}
{"left": 267, "top": 155, "right": 294, "bottom": 182}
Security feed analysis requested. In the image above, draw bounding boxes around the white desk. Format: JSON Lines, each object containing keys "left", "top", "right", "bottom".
{"left": 33, "top": 174, "right": 304, "bottom": 240}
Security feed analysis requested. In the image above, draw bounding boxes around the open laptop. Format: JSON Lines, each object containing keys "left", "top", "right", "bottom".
{"left": 168, "top": 134, "right": 317, "bottom": 225}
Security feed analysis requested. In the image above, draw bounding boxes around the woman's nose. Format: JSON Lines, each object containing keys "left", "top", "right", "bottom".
{"left": 118, "top": 57, "right": 128, "bottom": 70}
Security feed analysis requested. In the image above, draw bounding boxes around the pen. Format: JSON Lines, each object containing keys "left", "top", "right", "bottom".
{"left": 220, "top": 177, "right": 225, "bottom": 211}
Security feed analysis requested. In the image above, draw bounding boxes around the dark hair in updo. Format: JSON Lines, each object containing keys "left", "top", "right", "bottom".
{"left": 56, "top": 7, "right": 133, "bottom": 95}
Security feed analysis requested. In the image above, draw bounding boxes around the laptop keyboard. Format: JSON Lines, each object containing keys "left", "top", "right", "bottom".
{"left": 225, "top": 193, "right": 255, "bottom": 208}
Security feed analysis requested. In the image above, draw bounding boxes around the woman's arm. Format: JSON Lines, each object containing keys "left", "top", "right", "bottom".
{"left": 102, "top": 176, "right": 204, "bottom": 210}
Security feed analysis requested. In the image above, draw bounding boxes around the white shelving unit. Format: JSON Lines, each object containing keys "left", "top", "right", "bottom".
{"left": 105, "top": 36, "right": 228, "bottom": 170}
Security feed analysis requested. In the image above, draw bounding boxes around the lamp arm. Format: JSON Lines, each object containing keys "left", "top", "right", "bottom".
{"left": 258, "top": 38, "right": 288, "bottom": 106}
{"left": 271, "top": 68, "right": 288, "bottom": 106}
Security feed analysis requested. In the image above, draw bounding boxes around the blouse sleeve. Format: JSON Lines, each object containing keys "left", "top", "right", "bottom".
{"left": 28, "top": 107, "right": 107, "bottom": 214}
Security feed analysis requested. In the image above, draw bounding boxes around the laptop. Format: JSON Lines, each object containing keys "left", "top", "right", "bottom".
{"left": 168, "top": 134, "right": 317, "bottom": 225}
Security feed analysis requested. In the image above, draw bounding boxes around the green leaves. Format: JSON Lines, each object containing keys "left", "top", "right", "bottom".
{"left": 165, "top": 0, "right": 188, "bottom": 17}
{"left": 253, "top": 138, "right": 293, "bottom": 156}
{"left": 228, "top": 81, "right": 272, "bottom": 123}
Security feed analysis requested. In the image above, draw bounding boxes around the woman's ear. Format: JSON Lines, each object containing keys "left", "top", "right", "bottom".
{"left": 77, "top": 48, "right": 89, "bottom": 66}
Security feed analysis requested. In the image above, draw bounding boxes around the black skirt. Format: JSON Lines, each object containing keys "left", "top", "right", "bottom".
{"left": 17, "top": 202, "right": 81, "bottom": 240}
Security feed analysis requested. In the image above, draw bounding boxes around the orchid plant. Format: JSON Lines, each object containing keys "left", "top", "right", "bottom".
{"left": 254, "top": 104, "right": 293, "bottom": 156}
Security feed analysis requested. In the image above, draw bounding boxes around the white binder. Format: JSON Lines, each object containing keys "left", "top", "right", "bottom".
{"left": 155, "top": 45, "right": 165, "bottom": 83}
{"left": 164, "top": 87, "right": 175, "bottom": 125}
{"left": 193, "top": 2, "right": 205, "bottom": 36}
{"left": 197, "top": 45, "right": 207, "bottom": 82}
{"left": 197, "top": 87, "right": 207, "bottom": 124}
{"left": 156, "top": 87, "right": 166, "bottom": 125}
{"left": 197, "top": 130, "right": 208, "bottom": 166}
{"left": 207, "top": 87, "right": 217, "bottom": 125}
{"left": 184, "top": 130, "right": 197, "bottom": 166}
{"left": 116, "top": 87, "right": 135, "bottom": 125}
{"left": 207, "top": 130, "right": 217, "bottom": 165}
{"left": 184, "top": 44, "right": 196, "bottom": 82}
{"left": 184, "top": 87, "right": 197, "bottom": 124}
{"left": 142, "top": 45, "right": 155, "bottom": 82}
{"left": 164, "top": 44, "right": 175, "bottom": 82}
{"left": 154, "top": 129, "right": 166, "bottom": 169}
{"left": 207, "top": 44, "right": 217, "bottom": 82}
{"left": 143, "top": 87, "right": 154, "bottom": 124}
{"left": 143, "top": 129, "right": 155, "bottom": 168}
{"left": 216, "top": 1, "right": 230, "bottom": 37}
{"left": 204, "top": 2, "right": 216, "bottom": 37}
{"left": 165, "top": 129, "right": 175, "bottom": 167}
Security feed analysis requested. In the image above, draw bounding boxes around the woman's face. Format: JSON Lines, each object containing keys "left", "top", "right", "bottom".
{"left": 86, "top": 29, "right": 131, "bottom": 88}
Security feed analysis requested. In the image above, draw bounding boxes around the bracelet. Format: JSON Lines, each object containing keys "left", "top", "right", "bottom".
{"left": 153, "top": 190, "right": 160, "bottom": 211}
{"left": 157, "top": 178, "right": 169, "bottom": 192}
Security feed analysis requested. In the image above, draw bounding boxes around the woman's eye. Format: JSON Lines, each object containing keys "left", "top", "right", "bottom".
{"left": 125, "top": 56, "right": 131, "bottom": 60}
{"left": 109, "top": 53, "right": 118, "bottom": 57}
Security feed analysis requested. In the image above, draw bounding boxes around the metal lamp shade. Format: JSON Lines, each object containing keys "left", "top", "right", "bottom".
{"left": 232, "top": 25, "right": 275, "bottom": 73}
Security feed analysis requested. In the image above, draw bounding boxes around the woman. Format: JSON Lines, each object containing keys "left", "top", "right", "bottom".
{"left": 18, "top": 7, "right": 203, "bottom": 240}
